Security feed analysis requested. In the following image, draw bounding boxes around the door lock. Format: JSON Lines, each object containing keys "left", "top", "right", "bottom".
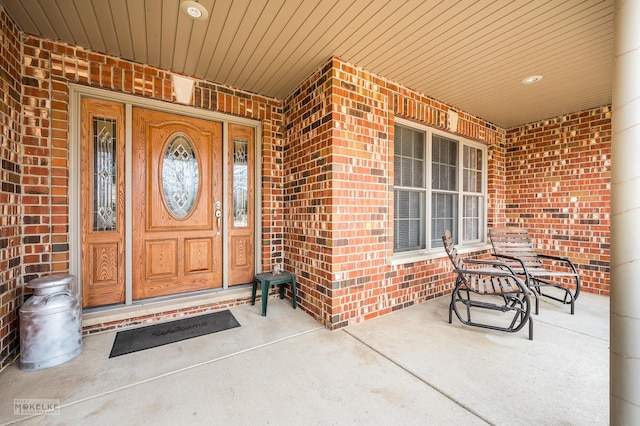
{"left": 215, "top": 201, "right": 222, "bottom": 234}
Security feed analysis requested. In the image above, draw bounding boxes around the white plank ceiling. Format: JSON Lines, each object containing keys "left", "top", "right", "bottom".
{"left": 0, "top": 0, "right": 614, "bottom": 128}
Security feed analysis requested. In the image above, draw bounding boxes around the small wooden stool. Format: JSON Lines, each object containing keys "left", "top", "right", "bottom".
{"left": 251, "top": 271, "right": 297, "bottom": 316}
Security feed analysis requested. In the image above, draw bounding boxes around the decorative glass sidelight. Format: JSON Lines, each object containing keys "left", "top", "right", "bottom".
{"left": 93, "top": 117, "right": 117, "bottom": 231}
{"left": 162, "top": 134, "right": 199, "bottom": 219}
{"left": 233, "top": 137, "right": 249, "bottom": 227}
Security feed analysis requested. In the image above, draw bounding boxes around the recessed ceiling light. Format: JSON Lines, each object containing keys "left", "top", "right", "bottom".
{"left": 521, "top": 75, "right": 543, "bottom": 85}
{"left": 180, "top": 1, "right": 209, "bottom": 20}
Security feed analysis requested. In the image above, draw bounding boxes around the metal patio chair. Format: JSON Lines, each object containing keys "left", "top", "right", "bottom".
{"left": 442, "top": 230, "right": 533, "bottom": 340}
{"left": 489, "top": 227, "right": 580, "bottom": 315}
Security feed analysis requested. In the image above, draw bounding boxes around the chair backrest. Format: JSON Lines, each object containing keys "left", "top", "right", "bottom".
{"left": 489, "top": 227, "right": 542, "bottom": 268}
{"left": 442, "top": 230, "right": 463, "bottom": 270}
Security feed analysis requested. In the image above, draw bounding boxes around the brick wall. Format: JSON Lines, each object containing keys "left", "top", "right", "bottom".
{"left": 0, "top": 7, "right": 22, "bottom": 369}
{"left": 20, "top": 37, "right": 284, "bottom": 282}
{"left": 282, "top": 61, "right": 333, "bottom": 324}
{"left": 0, "top": 4, "right": 612, "bottom": 366}
{"left": 7, "top": 34, "right": 284, "bottom": 342}
{"left": 505, "top": 108, "right": 611, "bottom": 295}
{"left": 284, "top": 58, "right": 610, "bottom": 329}
{"left": 284, "top": 58, "right": 506, "bottom": 328}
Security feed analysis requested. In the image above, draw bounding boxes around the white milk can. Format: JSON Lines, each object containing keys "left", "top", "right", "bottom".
{"left": 19, "top": 274, "right": 83, "bottom": 371}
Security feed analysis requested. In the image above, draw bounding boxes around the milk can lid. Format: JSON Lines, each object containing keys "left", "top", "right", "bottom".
{"left": 26, "top": 274, "right": 75, "bottom": 290}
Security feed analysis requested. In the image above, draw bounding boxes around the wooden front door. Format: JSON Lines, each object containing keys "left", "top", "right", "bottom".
{"left": 81, "top": 98, "right": 126, "bottom": 307}
{"left": 228, "top": 124, "right": 255, "bottom": 285}
{"left": 80, "top": 100, "right": 256, "bottom": 307}
{"left": 131, "top": 108, "right": 223, "bottom": 299}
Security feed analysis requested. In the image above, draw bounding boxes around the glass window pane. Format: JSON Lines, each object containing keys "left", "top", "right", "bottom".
{"left": 414, "top": 135, "right": 424, "bottom": 158}
{"left": 409, "top": 191, "right": 421, "bottom": 216}
{"left": 394, "top": 189, "right": 425, "bottom": 252}
{"left": 463, "top": 169, "right": 471, "bottom": 192}
{"left": 397, "top": 190, "right": 409, "bottom": 212}
{"left": 463, "top": 146, "right": 483, "bottom": 193}
{"left": 396, "top": 126, "right": 410, "bottom": 156}
{"left": 413, "top": 158, "right": 424, "bottom": 187}
{"left": 233, "top": 137, "right": 249, "bottom": 227}
{"left": 432, "top": 135, "right": 457, "bottom": 191}
{"left": 476, "top": 149, "right": 483, "bottom": 169}
{"left": 400, "top": 157, "right": 411, "bottom": 186}
{"left": 162, "top": 134, "right": 199, "bottom": 219}
{"left": 395, "top": 220, "right": 409, "bottom": 248}
{"left": 93, "top": 117, "right": 117, "bottom": 232}
{"left": 431, "top": 193, "right": 456, "bottom": 247}
{"left": 462, "top": 196, "right": 482, "bottom": 241}
{"left": 394, "top": 125, "right": 425, "bottom": 189}
{"left": 448, "top": 166, "right": 457, "bottom": 190}
{"left": 432, "top": 164, "right": 440, "bottom": 189}
{"left": 449, "top": 141, "right": 457, "bottom": 163}
{"left": 463, "top": 218, "right": 478, "bottom": 241}
{"left": 432, "top": 136, "right": 440, "bottom": 161}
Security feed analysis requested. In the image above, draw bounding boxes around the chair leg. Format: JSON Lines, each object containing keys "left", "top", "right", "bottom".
{"left": 569, "top": 291, "right": 575, "bottom": 315}
{"left": 291, "top": 277, "right": 297, "bottom": 309}
{"left": 464, "top": 290, "right": 472, "bottom": 322}
{"left": 450, "top": 289, "right": 532, "bottom": 340}
{"left": 534, "top": 278, "right": 577, "bottom": 314}
{"left": 251, "top": 280, "right": 258, "bottom": 305}
{"left": 449, "top": 294, "right": 454, "bottom": 324}
{"left": 261, "top": 281, "right": 268, "bottom": 316}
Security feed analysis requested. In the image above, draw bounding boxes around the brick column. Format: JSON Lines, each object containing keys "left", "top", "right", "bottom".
{"left": 610, "top": 0, "right": 640, "bottom": 421}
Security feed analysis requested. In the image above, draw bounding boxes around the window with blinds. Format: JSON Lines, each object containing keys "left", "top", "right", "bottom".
{"left": 394, "top": 125, "right": 426, "bottom": 252}
{"left": 393, "top": 122, "right": 487, "bottom": 253}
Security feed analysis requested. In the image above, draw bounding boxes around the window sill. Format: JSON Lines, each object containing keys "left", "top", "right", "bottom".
{"left": 386, "top": 243, "right": 492, "bottom": 266}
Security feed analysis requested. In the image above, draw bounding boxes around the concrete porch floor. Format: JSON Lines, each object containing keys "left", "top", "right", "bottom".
{"left": 1, "top": 292, "right": 609, "bottom": 425}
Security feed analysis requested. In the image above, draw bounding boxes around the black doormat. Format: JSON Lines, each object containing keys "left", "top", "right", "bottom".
{"left": 109, "top": 310, "right": 240, "bottom": 358}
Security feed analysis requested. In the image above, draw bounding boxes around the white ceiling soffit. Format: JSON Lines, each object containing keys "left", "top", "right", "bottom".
{"left": 0, "top": 0, "right": 614, "bottom": 128}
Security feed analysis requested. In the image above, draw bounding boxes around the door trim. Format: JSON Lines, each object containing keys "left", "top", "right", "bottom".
{"left": 69, "top": 84, "right": 263, "bottom": 310}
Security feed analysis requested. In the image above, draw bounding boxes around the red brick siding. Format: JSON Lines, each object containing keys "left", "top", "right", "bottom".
{"left": 328, "top": 61, "right": 392, "bottom": 327}
{"left": 284, "top": 57, "right": 506, "bottom": 328}
{"left": 19, "top": 37, "right": 284, "bottom": 279}
{"left": 488, "top": 132, "right": 508, "bottom": 228}
{"left": 0, "top": 7, "right": 23, "bottom": 369}
{"left": 21, "top": 41, "right": 61, "bottom": 282}
{"left": 0, "top": 13, "right": 287, "bottom": 360}
{"left": 505, "top": 108, "right": 611, "bottom": 295}
{"left": 0, "top": 1, "right": 612, "bottom": 363}
{"left": 16, "top": 35, "right": 284, "bottom": 332}
{"left": 281, "top": 61, "right": 333, "bottom": 324}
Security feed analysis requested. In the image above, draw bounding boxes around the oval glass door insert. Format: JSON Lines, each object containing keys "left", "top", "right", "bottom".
{"left": 162, "top": 134, "right": 199, "bottom": 218}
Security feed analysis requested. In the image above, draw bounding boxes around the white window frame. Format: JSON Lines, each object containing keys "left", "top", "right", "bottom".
{"left": 391, "top": 118, "right": 488, "bottom": 262}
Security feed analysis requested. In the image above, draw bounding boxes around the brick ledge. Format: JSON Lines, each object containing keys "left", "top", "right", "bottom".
{"left": 82, "top": 286, "right": 254, "bottom": 333}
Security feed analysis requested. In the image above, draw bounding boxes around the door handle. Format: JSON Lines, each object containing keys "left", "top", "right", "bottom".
{"left": 215, "top": 201, "right": 222, "bottom": 235}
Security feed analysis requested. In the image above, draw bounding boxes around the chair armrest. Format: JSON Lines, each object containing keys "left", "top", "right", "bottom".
{"left": 453, "top": 267, "right": 528, "bottom": 293}
{"left": 465, "top": 259, "right": 507, "bottom": 267}
{"left": 537, "top": 253, "right": 574, "bottom": 264}
{"left": 464, "top": 259, "right": 519, "bottom": 275}
{"left": 537, "top": 253, "right": 580, "bottom": 276}
{"left": 491, "top": 253, "right": 528, "bottom": 270}
{"left": 454, "top": 267, "right": 512, "bottom": 276}
{"left": 455, "top": 259, "right": 520, "bottom": 277}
